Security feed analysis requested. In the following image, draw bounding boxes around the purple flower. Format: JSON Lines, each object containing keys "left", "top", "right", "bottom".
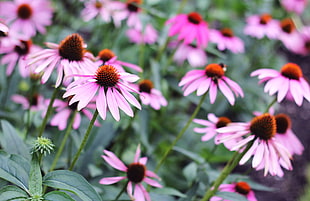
{"left": 126, "top": 24, "right": 158, "bottom": 45}
{"left": 209, "top": 28, "right": 244, "bottom": 53}
{"left": 281, "top": 0, "right": 308, "bottom": 15}
{"left": 173, "top": 43, "right": 207, "bottom": 67}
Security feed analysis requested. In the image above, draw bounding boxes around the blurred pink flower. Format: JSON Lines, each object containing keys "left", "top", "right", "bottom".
{"left": 281, "top": 0, "right": 307, "bottom": 15}
{"left": 131, "top": 79, "right": 167, "bottom": 110}
{"left": 217, "top": 113, "right": 292, "bottom": 177}
{"left": 0, "top": 20, "right": 9, "bottom": 37}
{"left": 278, "top": 18, "right": 303, "bottom": 52}
{"left": 27, "top": 33, "right": 97, "bottom": 87}
{"left": 63, "top": 64, "right": 141, "bottom": 121}
{"left": 166, "top": 12, "right": 209, "bottom": 48}
{"left": 12, "top": 93, "right": 46, "bottom": 112}
{"left": 173, "top": 43, "right": 207, "bottom": 67}
{"left": 126, "top": 24, "right": 158, "bottom": 45}
{"left": 209, "top": 28, "right": 244, "bottom": 53}
{"left": 96, "top": 48, "right": 142, "bottom": 72}
{"left": 100, "top": 145, "right": 162, "bottom": 201}
{"left": 0, "top": 0, "right": 53, "bottom": 39}
{"left": 251, "top": 62, "right": 310, "bottom": 106}
{"left": 50, "top": 97, "right": 100, "bottom": 131}
{"left": 288, "top": 26, "right": 310, "bottom": 55}
{"left": 243, "top": 14, "right": 281, "bottom": 39}
{"left": 179, "top": 63, "right": 244, "bottom": 105}
{"left": 210, "top": 181, "right": 258, "bottom": 201}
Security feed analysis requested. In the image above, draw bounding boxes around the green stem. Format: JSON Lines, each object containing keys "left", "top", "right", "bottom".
{"left": 49, "top": 110, "right": 77, "bottom": 172}
{"left": 69, "top": 109, "right": 98, "bottom": 170}
{"left": 155, "top": 93, "right": 207, "bottom": 172}
{"left": 113, "top": 181, "right": 129, "bottom": 201}
{"left": 200, "top": 141, "right": 254, "bottom": 201}
{"left": 264, "top": 97, "right": 277, "bottom": 113}
{"left": 37, "top": 86, "right": 59, "bottom": 137}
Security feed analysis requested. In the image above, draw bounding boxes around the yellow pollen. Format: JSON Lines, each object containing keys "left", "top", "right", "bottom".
{"left": 95, "top": 65, "right": 120, "bottom": 87}
{"left": 58, "top": 33, "right": 85, "bottom": 61}
{"left": 250, "top": 113, "right": 276, "bottom": 140}
{"left": 17, "top": 3, "right": 33, "bottom": 19}
{"left": 220, "top": 28, "right": 234, "bottom": 37}
{"left": 98, "top": 49, "right": 115, "bottom": 62}
{"left": 280, "top": 18, "right": 295, "bottom": 34}
{"left": 216, "top": 117, "right": 231, "bottom": 128}
{"left": 205, "top": 63, "right": 225, "bottom": 78}
{"left": 235, "top": 181, "right": 251, "bottom": 195}
{"left": 275, "top": 113, "right": 291, "bottom": 134}
{"left": 139, "top": 79, "right": 154, "bottom": 93}
{"left": 259, "top": 13, "right": 272, "bottom": 24}
{"left": 280, "top": 63, "right": 303, "bottom": 80}
{"left": 187, "top": 12, "right": 203, "bottom": 24}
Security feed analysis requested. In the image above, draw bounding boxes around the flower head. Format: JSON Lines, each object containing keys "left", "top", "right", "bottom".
{"left": 251, "top": 62, "right": 310, "bottom": 106}
{"left": 166, "top": 12, "right": 209, "bottom": 48}
{"left": 63, "top": 64, "right": 141, "bottom": 121}
{"left": 31, "top": 136, "right": 54, "bottom": 156}
{"left": 288, "top": 26, "right": 310, "bottom": 55}
{"left": 209, "top": 28, "right": 244, "bottom": 53}
{"left": 173, "top": 43, "right": 207, "bottom": 67}
{"left": 126, "top": 24, "right": 158, "bottom": 45}
{"left": 243, "top": 13, "right": 281, "bottom": 39}
{"left": 217, "top": 113, "right": 293, "bottom": 177}
{"left": 278, "top": 18, "right": 303, "bottom": 51}
{"left": 27, "top": 33, "right": 97, "bottom": 87}
{"left": 11, "top": 93, "right": 46, "bottom": 112}
{"left": 0, "top": 0, "right": 53, "bottom": 39}
{"left": 210, "top": 181, "right": 258, "bottom": 201}
{"left": 100, "top": 145, "right": 162, "bottom": 201}
{"left": 179, "top": 63, "right": 244, "bottom": 105}
{"left": 281, "top": 0, "right": 307, "bottom": 15}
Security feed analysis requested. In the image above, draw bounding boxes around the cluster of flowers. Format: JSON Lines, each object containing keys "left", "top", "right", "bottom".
{"left": 0, "top": 0, "right": 309, "bottom": 200}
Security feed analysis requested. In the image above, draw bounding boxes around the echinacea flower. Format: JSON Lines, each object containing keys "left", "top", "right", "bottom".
{"left": 12, "top": 93, "right": 46, "bottom": 111}
{"left": 126, "top": 24, "right": 158, "bottom": 45}
{"left": 173, "top": 43, "right": 207, "bottom": 67}
{"left": 166, "top": 12, "right": 209, "bottom": 48}
{"left": 0, "top": 0, "right": 53, "bottom": 39}
{"left": 50, "top": 96, "right": 100, "bottom": 131}
{"left": 179, "top": 63, "right": 244, "bottom": 105}
{"left": 96, "top": 48, "right": 142, "bottom": 72}
{"left": 278, "top": 18, "right": 303, "bottom": 52}
{"left": 251, "top": 62, "right": 310, "bottom": 106}
{"left": 288, "top": 26, "right": 310, "bottom": 55}
{"left": 243, "top": 14, "right": 281, "bottom": 39}
{"left": 63, "top": 64, "right": 141, "bottom": 121}
{"left": 131, "top": 79, "right": 168, "bottom": 110}
{"left": 100, "top": 145, "right": 162, "bottom": 201}
{"left": 281, "top": 0, "right": 307, "bottom": 15}
{"left": 210, "top": 181, "right": 258, "bottom": 201}
{"left": 217, "top": 113, "right": 293, "bottom": 177}
{"left": 209, "top": 28, "right": 244, "bottom": 53}
{"left": 27, "top": 33, "right": 97, "bottom": 87}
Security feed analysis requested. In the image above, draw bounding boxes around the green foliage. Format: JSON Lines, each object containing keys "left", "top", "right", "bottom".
{"left": 0, "top": 185, "right": 29, "bottom": 201}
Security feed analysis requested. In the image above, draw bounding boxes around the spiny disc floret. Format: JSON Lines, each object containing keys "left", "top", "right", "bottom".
{"left": 250, "top": 113, "right": 276, "bottom": 140}
{"left": 127, "top": 163, "right": 146, "bottom": 183}
{"left": 139, "top": 79, "right": 154, "bottom": 93}
{"left": 95, "top": 65, "right": 120, "bottom": 87}
{"left": 275, "top": 113, "right": 291, "bottom": 134}
{"left": 58, "top": 33, "right": 85, "bottom": 61}
{"left": 187, "top": 12, "right": 202, "bottom": 24}
{"left": 17, "top": 3, "right": 33, "bottom": 19}
{"left": 235, "top": 181, "right": 251, "bottom": 195}
{"left": 281, "top": 63, "right": 303, "bottom": 80}
{"left": 216, "top": 117, "right": 231, "bottom": 128}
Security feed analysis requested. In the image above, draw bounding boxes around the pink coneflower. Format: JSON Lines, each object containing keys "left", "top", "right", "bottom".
{"left": 210, "top": 181, "right": 258, "bottom": 201}
{"left": 96, "top": 48, "right": 142, "bottom": 72}
{"left": 126, "top": 24, "right": 158, "bottom": 45}
{"left": 274, "top": 113, "right": 304, "bottom": 156}
{"left": 243, "top": 13, "right": 281, "bottom": 39}
{"left": 289, "top": 26, "right": 310, "bottom": 55}
{"left": 281, "top": 0, "right": 307, "bottom": 15}
{"left": 166, "top": 12, "right": 209, "bottom": 48}
{"left": 251, "top": 62, "right": 310, "bottom": 106}
{"left": 209, "top": 28, "right": 244, "bottom": 53}
{"left": 278, "top": 18, "right": 303, "bottom": 52}
{"left": 178, "top": 63, "right": 244, "bottom": 105}
{"left": 100, "top": 145, "right": 162, "bottom": 201}
{"left": 0, "top": 0, "right": 53, "bottom": 39}
{"left": 12, "top": 93, "right": 46, "bottom": 112}
{"left": 173, "top": 43, "right": 207, "bottom": 67}
{"left": 81, "top": 0, "right": 125, "bottom": 24}
{"left": 217, "top": 113, "right": 293, "bottom": 177}
{"left": 0, "top": 39, "right": 42, "bottom": 77}
{"left": 27, "top": 33, "right": 97, "bottom": 87}
{"left": 50, "top": 96, "right": 100, "bottom": 131}
{"left": 131, "top": 79, "right": 167, "bottom": 110}
{"left": 63, "top": 64, "right": 141, "bottom": 121}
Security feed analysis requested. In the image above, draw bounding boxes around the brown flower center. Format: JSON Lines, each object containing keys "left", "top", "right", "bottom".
{"left": 98, "top": 49, "right": 115, "bottom": 63}
{"left": 127, "top": 163, "right": 146, "bottom": 183}
{"left": 205, "top": 63, "right": 225, "bottom": 78}
{"left": 14, "top": 40, "right": 32, "bottom": 56}
{"left": 187, "top": 12, "right": 203, "bottom": 24}
{"left": 250, "top": 113, "right": 276, "bottom": 140}
{"left": 95, "top": 65, "right": 120, "bottom": 87}
{"left": 280, "top": 63, "right": 303, "bottom": 80}
{"left": 29, "top": 93, "right": 39, "bottom": 106}
{"left": 235, "top": 181, "right": 251, "bottom": 195}
{"left": 220, "top": 28, "right": 234, "bottom": 37}
{"left": 280, "top": 18, "right": 295, "bottom": 34}
{"left": 17, "top": 3, "right": 33, "bottom": 19}
{"left": 66, "top": 96, "right": 78, "bottom": 111}
{"left": 304, "top": 41, "right": 310, "bottom": 52}
{"left": 216, "top": 117, "right": 231, "bottom": 128}
{"left": 58, "top": 34, "right": 85, "bottom": 61}
{"left": 275, "top": 113, "right": 291, "bottom": 134}
{"left": 139, "top": 79, "right": 154, "bottom": 93}
{"left": 259, "top": 14, "right": 272, "bottom": 25}
{"left": 95, "top": 1, "right": 103, "bottom": 9}
{"left": 126, "top": 0, "right": 142, "bottom": 12}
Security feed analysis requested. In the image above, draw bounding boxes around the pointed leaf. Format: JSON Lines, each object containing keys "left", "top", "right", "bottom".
{"left": 215, "top": 191, "right": 249, "bottom": 201}
{"left": 152, "top": 187, "right": 186, "bottom": 198}
{"left": 0, "top": 185, "right": 29, "bottom": 201}
{"left": 29, "top": 154, "right": 42, "bottom": 196}
{"left": 43, "top": 170, "right": 102, "bottom": 201}
{"left": 173, "top": 146, "right": 205, "bottom": 164}
{"left": 44, "top": 191, "right": 75, "bottom": 201}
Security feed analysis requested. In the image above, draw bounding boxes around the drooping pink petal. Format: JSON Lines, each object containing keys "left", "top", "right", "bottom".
{"left": 99, "top": 176, "right": 126, "bottom": 185}
{"left": 102, "top": 150, "right": 127, "bottom": 171}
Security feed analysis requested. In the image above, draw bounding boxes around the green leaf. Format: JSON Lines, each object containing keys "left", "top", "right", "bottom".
{"left": 152, "top": 187, "right": 186, "bottom": 198}
{"left": 215, "top": 191, "right": 249, "bottom": 201}
{"left": 43, "top": 170, "right": 102, "bottom": 201}
{"left": 44, "top": 191, "right": 75, "bottom": 201}
{"left": 0, "top": 120, "right": 30, "bottom": 159}
{"left": 173, "top": 146, "right": 205, "bottom": 164}
{"left": 0, "top": 151, "right": 30, "bottom": 193}
{"left": 0, "top": 185, "right": 29, "bottom": 201}
{"left": 183, "top": 162, "right": 197, "bottom": 183}
{"left": 29, "top": 154, "right": 42, "bottom": 196}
